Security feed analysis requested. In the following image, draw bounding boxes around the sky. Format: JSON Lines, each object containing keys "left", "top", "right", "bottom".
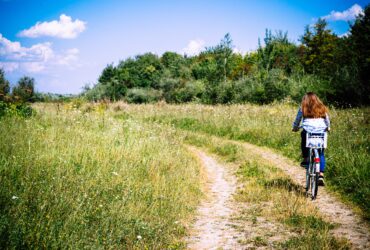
{"left": 0, "top": 0, "right": 369, "bottom": 94}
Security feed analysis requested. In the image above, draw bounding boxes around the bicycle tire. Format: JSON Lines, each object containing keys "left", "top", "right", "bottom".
{"left": 308, "top": 149, "right": 319, "bottom": 200}
{"left": 311, "top": 172, "right": 319, "bottom": 200}
{"left": 305, "top": 163, "right": 311, "bottom": 197}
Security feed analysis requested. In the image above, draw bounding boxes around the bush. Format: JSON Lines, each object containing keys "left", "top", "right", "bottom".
{"left": 215, "top": 81, "right": 236, "bottom": 104}
{"left": 0, "top": 101, "right": 34, "bottom": 118}
{"left": 159, "top": 77, "right": 181, "bottom": 103}
{"left": 172, "top": 80, "right": 205, "bottom": 103}
{"left": 126, "top": 88, "right": 162, "bottom": 103}
{"left": 262, "top": 69, "right": 291, "bottom": 103}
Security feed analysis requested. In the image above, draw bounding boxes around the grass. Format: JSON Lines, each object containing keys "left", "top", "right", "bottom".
{"left": 0, "top": 101, "right": 366, "bottom": 248}
{"left": 179, "top": 131, "right": 351, "bottom": 249}
{"left": 0, "top": 103, "right": 202, "bottom": 249}
{"left": 121, "top": 102, "right": 370, "bottom": 220}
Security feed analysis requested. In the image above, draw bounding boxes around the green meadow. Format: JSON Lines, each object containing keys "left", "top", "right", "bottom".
{"left": 0, "top": 102, "right": 368, "bottom": 248}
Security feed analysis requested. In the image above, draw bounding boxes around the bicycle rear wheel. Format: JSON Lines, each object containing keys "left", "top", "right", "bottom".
{"left": 311, "top": 172, "right": 319, "bottom": 200}
{"left": 305, "top": 163, "right": 311, "bottom": 197}
{"left": 309, "top": 149, "right": 319, "bottom": 200}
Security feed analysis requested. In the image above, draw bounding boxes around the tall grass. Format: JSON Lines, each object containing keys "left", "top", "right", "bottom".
{"left": 180, "top": 132, "right": 350, "bottom": 249}
{"left": 0, "top": 104, "right": 202, "bottom": 249}
{"left": 120, "top": 102, "right": 370, "bottom": 219}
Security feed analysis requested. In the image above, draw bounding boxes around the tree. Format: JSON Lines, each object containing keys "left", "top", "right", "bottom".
{"left": 117, "top": 53, "right": 163, "bottom": 89}
{"left": 96, "top": 64, "right": 127, "bottom": 100}
{"left": 257, "top": 30, "right": 301, "bottom": 74}
{"left": 206, "top": 33, "right": 234, "bottom": 83}
{"left": 98, "top": 64, "right": 117, "bottom": 85}
{"left": 12, "top": 76, "right": 35, "bottom": 102}
{"left": 349, "top": 4, "right": 370, "bottom": 104}
{"left": 160, "top": 51, "right": 186, "bottom": 78}
{"left": 0, "top": 68, "right": 10, "bottom": 101}
{"left": 300, "top": 19, "right": 339, "bottom": 76}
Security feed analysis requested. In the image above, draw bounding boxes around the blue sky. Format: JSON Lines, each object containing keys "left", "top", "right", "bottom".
{"left": 0, "top": 0, "right": 369, "bottom": 94}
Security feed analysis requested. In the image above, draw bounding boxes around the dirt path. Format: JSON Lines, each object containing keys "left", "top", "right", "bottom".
{"left": 186, "top": 147, "right": 242, "bottom": 250}
{"left": 241, "top": 142, "right": 370, "bottom": 249}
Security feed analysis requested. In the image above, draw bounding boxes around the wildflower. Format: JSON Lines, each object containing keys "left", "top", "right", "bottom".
{"left": 137, "top": 235, "right": 142, "bottom": 240}
{"left": 112, "top": 172, "right": 119, "bottom": 176}
{"left": 99, "top": 204, "right": 103, "bottom": 208}
{"left": 12, "top": 196, "right": 18, "bottom": 200}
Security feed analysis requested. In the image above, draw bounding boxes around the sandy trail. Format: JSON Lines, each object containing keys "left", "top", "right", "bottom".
{"left": 185, "top": 141, "right": 369, "bottom": 249}
{"left": 186, "top": 147, "right": 242, "bottom": 250}
{"left": 241, "top": 142, "right": 370, "bottom": 250}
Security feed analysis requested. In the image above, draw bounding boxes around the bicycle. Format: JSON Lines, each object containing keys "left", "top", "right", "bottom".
{"left": 305, "top": 132, "right": 327, "bottom": 200}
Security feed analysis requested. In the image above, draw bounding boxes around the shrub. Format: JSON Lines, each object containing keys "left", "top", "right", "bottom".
{"left": 126, "top": 88, "right": 162, "bottom": 103}
{"left": 262, "top": 69, "right": 291, "bottom": 103}
{"left": 0, "top": 101, "right": 34, "bottom": 118}
{"left": 173, "top": 80, "right": 205, "bottom": 103}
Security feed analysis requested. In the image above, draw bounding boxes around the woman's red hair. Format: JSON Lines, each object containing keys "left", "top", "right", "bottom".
{"left": 301, "top": 92, "right": 328, "bottom": 118}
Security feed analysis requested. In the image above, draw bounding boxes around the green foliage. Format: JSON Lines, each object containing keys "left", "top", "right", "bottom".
{"left": 0, "top": 70, "right": 35, "bottom": 117}
{"left": 12, "top": 76, "right": 35, "bottom": 102}
{"left": 33, "top": 92, "right": 76, "bottom": 102}
{"left": 98, "top": 64, "right": 117, "bottom": 84}
{"left": 0, "top": 101, "right": 34, "bottom": 118}
{"left": 349, "top": 4, "right": 370, "bottom": 104}
{"left": 258, "top": 30, "right": 301, "bottom": 74}
{"left": 301, "top": 19, "right": 340, "bottom": 76}
{"left": 118, "top": 53, "right": 163, "bottom": 88}
{"left": 174, "top": 81, "right": 205, "bottom": 103}
{"left": 261, "top": 69, "right": 290, "bottom": 103}
{"left": 161, "top": 51, "right": 190, "bottom": 79}
{"left": 0, "top": 69, "right": 10, "bottom": 101}
{"left": 94, "top": 64, "right": 127, "bottom": 101}
{"left": 86, "top": 23, "right": 369, "bottom": 106}
{"left": 126, "top": 88, "right": 162, "bottom": 103}
{"left": 205, "top": 33, "right": 234, "bottom": 83}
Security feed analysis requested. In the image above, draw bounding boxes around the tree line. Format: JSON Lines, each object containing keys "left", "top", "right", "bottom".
{"left": 1, "top": 5, "right": 369, "bottom": 107}
{"left": 84, "top": 5, "right": 370, "bottom": 106}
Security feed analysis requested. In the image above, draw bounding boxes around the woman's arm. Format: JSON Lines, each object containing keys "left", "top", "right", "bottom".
{"left": 292, "top": 107, "right": 302, "bottom": 131}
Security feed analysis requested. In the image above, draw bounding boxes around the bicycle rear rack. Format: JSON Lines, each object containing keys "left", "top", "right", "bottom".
{"left": 306, "top": 132, "right": 327, "bottom": 148}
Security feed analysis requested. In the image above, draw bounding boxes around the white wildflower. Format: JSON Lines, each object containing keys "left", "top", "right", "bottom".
{"left": 12, "top": 196, "right": 18, "bottom": 200}
{"left": 137, "top": 235, "right": 142, "bottom": 240}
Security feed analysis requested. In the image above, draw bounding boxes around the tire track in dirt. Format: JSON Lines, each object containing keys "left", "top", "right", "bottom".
{"left": 240, "top": 142, "right": 370, "bottom": 249}
{"left": 186, "top": 147, "right": 242, "bottom": 250}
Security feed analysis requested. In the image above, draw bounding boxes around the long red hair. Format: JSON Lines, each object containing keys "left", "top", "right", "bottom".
{"left": 301, "top": 92, "right": 328, "bottom": 118}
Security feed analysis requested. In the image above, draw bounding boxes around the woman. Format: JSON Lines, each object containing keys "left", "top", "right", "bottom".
{"left": 292, "top": 92, "right": 330, "bottom": 185}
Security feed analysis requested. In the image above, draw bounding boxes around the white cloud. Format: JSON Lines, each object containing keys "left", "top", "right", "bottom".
{"left": 233, "top": 47, "right": 247, "bottom": 55}
{"left": 323, "top": 4, "right": 363, "bottom": 21}
{"left": 182, "top": 39, "right": 205, "bottom": 56}
{"left": 0, "top": 34, "right": 80, "bottom": 73}
{"left": 55, "top": 48, "right": 80, "bottom": 66}
{"left": 0, "top": 62, "right": 19, "bottom": 72}
{"left": 339, "top": 32, "right": 350, "bottom": 38}
{"left": 19, "top": 14, "right": 86, "bottom": 39}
